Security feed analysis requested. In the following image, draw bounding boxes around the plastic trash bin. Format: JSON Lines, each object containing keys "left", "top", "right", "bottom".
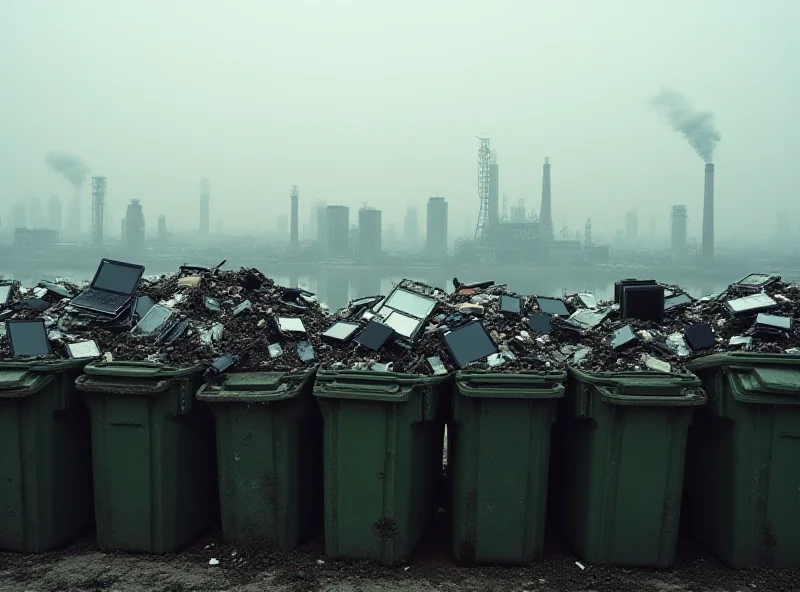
{"left": 551, "top": 367, "right": 706, "bottom": 567}
{"left": 685, "top": 352, "right": 800, "bottom": 568}
{"left": 76, "top": 361, "right": 217, "bottom": 553}
{"left": 0, "top": 359, "right": 93, "bottom": 552}
{"left": 451, "top": 370, "right": 565, "bottom": 565}
{"left": 314, "top": 369, "right": 450, "bottom": 565}
{"left": 197, "top": 370, "right": 322, "bottom": 549}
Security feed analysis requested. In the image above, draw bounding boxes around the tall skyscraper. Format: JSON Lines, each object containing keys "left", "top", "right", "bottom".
{"left": 290, "top": 186, "right": 299, "bottom": 249}
{"left": 157, "top": 214, "right": 167, "bottom": 242}
{"left": 426, "top": 197, "right": 448, "bottom": 261}
{"left": 670, "top": 205, "right": 687, "bottom": 255}
{"left": 326, "top": 205, "right": 350, "bottom": 257}
{"left": 125, "top": 199, "right": 145, "bottom": 254}
{"left": 358, "top": 207, "right": 382, "bottom": 261}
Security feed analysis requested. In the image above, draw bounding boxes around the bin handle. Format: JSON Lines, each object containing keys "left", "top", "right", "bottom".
{"left": 595, "top": 384, "right": 707, "bottom": 406}
{"left": 0, "top": 373, "right": 55, "bottom": 399}
{"left": 75, "top": 374, "right": 172, "bottom": 396}
{"left": 458, "top": 382, "right": 565, "bottom": 400}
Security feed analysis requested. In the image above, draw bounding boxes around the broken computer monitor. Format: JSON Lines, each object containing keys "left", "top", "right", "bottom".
{"left": 684, "top": 323, "right": 716, "bottom": 351}
{"left": 733, "top": 273, "right": 780, "bottom": 291}
{"left": 131, "top": 304, "right": 174, "bottom": 336}
{"left": 442, "top": 321, "right": 499, "bottom": 368}
{"left": 528, "top": 312, "right": 552, "bottom": 334}
{"left": 277, "top": 316, "right": 306, "bottom": 334}
{"left": 66, "top": 340, "right": 101, "bottom": 359}
{"left": 535, "top": 297, "right": 570, "bottom": 317}
{"left": 664, "top": 293, "right": 694, "bottom": 311}
{"left": 322, "top": 321, "right": 360, "bottom": 344}
{"left": 383, "top": 310, "right": 421, "bottom": 339}
{"left": 499, "top": 295, "right": 522, "bottom": 315}
{"left": 6, "top": 319, "right": 52, "bottom": 358}
{"left": 206, "top": 353, "right": 240, "bottom": 378}
{"left": 755, "top": 313, "right": 792, "bottom": 331}
{"left": 0, "top": 284, "right": 12, "bottom": 307}
{"left": 135, "top": 295, "right": 155, "bottom": 319}
{"left": 606, "top": 324, "right": 637, "bottom": 352}
{"left": 723, "top": 293, "right": 778, "bottom": 316}
{"left": 161, "top": 319, "right": 189, "bottom": 345}
{"left": 614, "top": 279, "right": 657, "bottom": 304}
{"left": 354, "top": 320, "right": 395, "bottom": 351}
{"left": 621, "top": 284, "right": 665, "bottom": 323}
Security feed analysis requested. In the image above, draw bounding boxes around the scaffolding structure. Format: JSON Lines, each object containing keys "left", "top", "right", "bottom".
{"left": 474, "top": 137, "right": 491, "bottom": 241}
{"left": 91, "top": 176, "right": 107, "bottom": 247}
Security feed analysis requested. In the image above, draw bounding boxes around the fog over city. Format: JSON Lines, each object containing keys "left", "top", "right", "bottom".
{"left": 2, "top": 0, "right": 798, "bottom": 241}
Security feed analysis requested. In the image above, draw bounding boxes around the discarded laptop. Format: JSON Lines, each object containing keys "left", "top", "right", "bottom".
{"left": 70, "top": 259, "right": 145, "bottom": 316}
{"left": 5, "top": 319, "right": 52, "bottom": 358}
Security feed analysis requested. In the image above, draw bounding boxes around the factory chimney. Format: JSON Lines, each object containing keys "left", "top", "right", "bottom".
{"left": 702, "top": 164, "right": 714, "bottom": 263}
{"left": 290, "top": 185, "right": 299, "bottom": 249}
{"left": 539, "top": 157, "right": 553, "bottom": 243}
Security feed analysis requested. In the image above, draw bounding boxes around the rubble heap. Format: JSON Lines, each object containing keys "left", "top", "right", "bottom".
{"left": 569, "top": 274, "right": 800, "bottom": 374}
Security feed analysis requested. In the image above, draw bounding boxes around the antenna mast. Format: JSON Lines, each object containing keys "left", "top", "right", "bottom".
{"left": 475, "top": 137, "right": 491, "bottom": 241}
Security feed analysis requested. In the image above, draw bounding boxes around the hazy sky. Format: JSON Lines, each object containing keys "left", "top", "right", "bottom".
{"left": 2, "top": 0, "right": 798, "bottom": 240}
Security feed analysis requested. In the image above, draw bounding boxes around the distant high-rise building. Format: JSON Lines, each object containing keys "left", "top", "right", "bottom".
{"left": 48, "top": 196, "right": 62, "bottom": 233}
{"left": 670, "top": 205, "right": 688, "bottom": 255}
{"left": 625, "top": 210, "right": 638, "bottom": 241}
{"left": 358, "top": 207, "right": 382, "bottom": 261}
{"left": 316, "top": 205, "right": 329, "bottom": 253}
{"left": 539, "top": 158, "right": 553, "bottom": 243}
{"left": 125, "top": 199, "right": 145, "bottom": 254}
{"left": 326, "top": 205, "right": 350, "bottom": 258}
{"left": 199, "top": 178, "right": 210, "bottom": 234}
{"left": 426, "top": 197, "right": 448, "bottom": 261}
{"left": 157, "top": 214, "right": 167, "bottom": 242}
{"left": 403, "top": 206, "right": 418, "bottom": 244}
{"left": 290, "top": 186, "right": 299, "bottom": 249}
{"left": 12, "top": 201, "right": 27, "bottom": 230}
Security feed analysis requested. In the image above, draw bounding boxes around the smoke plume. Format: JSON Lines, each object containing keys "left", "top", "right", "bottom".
{"left": 651, "top": 89, "right": 721, "bottom": 163}
{"left": 45, "top": 151, "right": 90, "bottom": 190}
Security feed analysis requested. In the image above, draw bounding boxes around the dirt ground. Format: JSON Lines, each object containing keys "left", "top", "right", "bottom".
{"left": 1, "top": 525, "right": 798, "bottom": 592}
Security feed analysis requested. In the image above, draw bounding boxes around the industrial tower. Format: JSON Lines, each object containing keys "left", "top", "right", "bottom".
{"left": 475, "top": 137, "right": 491, "bottom": 241}
{"left": 290, "top": 185, "right": 299, "bottom": 249}
{"left": 91, "top": 176, "right": 107, "bottom": 247}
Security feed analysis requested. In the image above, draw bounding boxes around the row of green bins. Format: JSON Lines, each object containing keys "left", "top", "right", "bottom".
{"left": 0, "top": 359, "right": 93, "bottom": 552}
{"left": 684, "top": 352, "right": 800, "bottom": 568}
{"left": 450, "top": 370, "right": 565, "bottom": 565}
{"left": 551, "top": 367, "right": 706, "bottom": 567}
{"left": 75, "top": 362, "right": 217, "bottom": 553}
{"left": 197, "top": 369, "right": 322, "bottom": 549}
{"left": 314, "top": 369, "right": 450, "bottom": 566}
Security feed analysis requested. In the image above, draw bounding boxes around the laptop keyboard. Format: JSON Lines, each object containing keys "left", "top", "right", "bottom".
{"left": 76, "top": 290, "right": 128, "bottom": 310}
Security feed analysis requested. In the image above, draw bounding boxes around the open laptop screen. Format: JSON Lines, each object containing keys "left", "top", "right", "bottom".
{"left": 92, "top": 260, "right": 144, "bottom": 295}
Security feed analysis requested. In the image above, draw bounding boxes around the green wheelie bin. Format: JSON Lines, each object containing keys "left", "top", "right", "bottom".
{"left": 451, "top": 370, "right": 565, "bottom": 565}
{"left": 75, "top": 361, "right": 217, "bottom": 553}
{"left": 0, "top": 359, "right": 93, "bottom": 552}
{"left": 685, "top": 352, "right": 800, "bottom": 568}
{"left": 314, "top": 369, "right": 450, "bottom": 566}
{"left": 196, "top": 369, "right": 322, "bottom": 549}
{"left": 551, "top": 367, "right": 706, "bottom": 567}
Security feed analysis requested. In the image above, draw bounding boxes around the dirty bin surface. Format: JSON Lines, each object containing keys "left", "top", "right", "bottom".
{"left": 197, "top": 370, "right": 322, "bottom": 550}
{"left": 553, "top": 367, "right": 706, "bottom": 568}
{"left": 685, "top": 352, "right": 800, "bottom": 568}
{"left": 76, "top": 361, "right": 217, "bottom": 554}
{"left": 314, "top": 369, "right": 449, "bottom": 566}
{"left": 451, "top": 370, "right": 565, "bottom": 565}
{"left": 0, "top": 359, "right": 93, "bottom": 553}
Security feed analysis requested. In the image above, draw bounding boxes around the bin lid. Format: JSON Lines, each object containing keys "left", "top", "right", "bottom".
{"left": 0, "top": 367, "right": 54, "bottom": 398}
{"left": 197, "top": 371, "right": 306, "bottom": 403}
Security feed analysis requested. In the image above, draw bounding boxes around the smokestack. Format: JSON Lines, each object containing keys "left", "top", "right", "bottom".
{"left": 539, "top": 157, "right": 553, "bottom": 243}
{"left": 702, "top": 163, "right": 714, "bottom": 263}
{"left": 290, "top": 185, "right": 299, "bottom": 249}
